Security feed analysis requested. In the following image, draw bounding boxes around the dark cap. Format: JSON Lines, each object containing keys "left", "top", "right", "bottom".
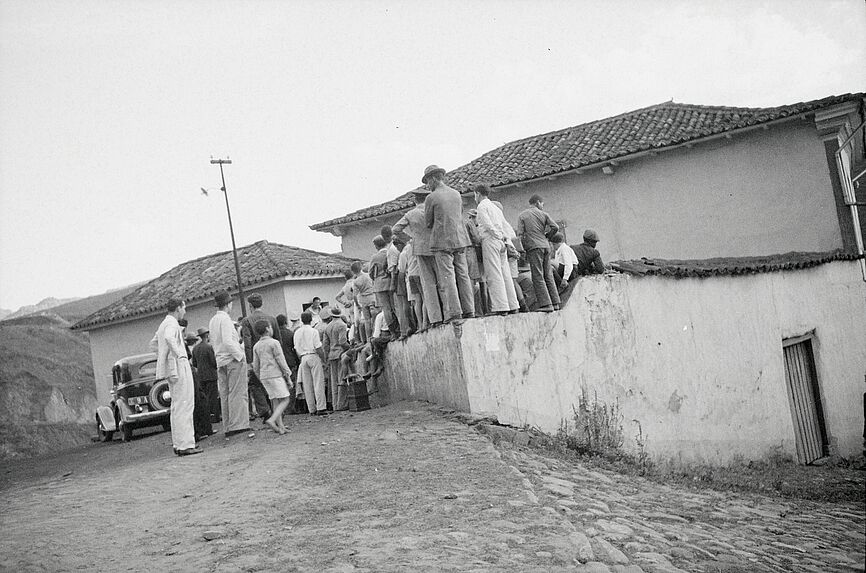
{"left": 583, "top": 229, "right": 600, "bottom": 242}
{"left": 196, "top": 327, "right": 209, "bottom": 337}
{"left": 247, "top": 292, "right": 263, "bottom": 308}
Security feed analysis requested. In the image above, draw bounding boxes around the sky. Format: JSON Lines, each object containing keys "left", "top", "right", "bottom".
{"left": 0, "top": 0, "right": 864, "bottom": 311}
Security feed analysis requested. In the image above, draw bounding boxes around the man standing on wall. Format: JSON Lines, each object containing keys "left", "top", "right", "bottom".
{"left": 150, "top": 298, "right": 200, "bottom": 456}
{"left": 517, "top": 194, "right": 561, "bottom": 312}
{"left": 392, "top": 186, "right": 442, "bottom": 327}
{"left": 473, "top": 183, "right": 520, "bottom": 315}
{"left": 370, "top": 235, "right": 398, "bottom": 335}
{"left": 209, "top": 290, "right": 253, "bottom": 437}
{"left": 423, "top": 164, "right": 475, "bottom": 322}
{"left": 240, "top": 292, "right": 281, "bottom": 424}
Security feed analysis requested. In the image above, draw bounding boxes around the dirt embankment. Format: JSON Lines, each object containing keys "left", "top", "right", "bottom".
{"left": 0, "top": 314, "right": 97, "bottom": 460}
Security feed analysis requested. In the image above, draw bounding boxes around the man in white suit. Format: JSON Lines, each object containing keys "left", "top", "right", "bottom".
{"left": 150, "top": 298, "right": 201, "bottom": 456}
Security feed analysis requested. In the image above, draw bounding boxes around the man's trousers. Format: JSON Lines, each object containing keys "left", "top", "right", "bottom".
{"left": 217, "top": 359, "right": 249, "bottom": 434}
{"left": 328, "top": 357, "right": 348, "bottom": 411}
{"left": 481, "top": 236, "right": 519, "bottom": 313}
{"left": 167, "top": 362, "right": 196, "bottom": 450}
{"left": 526, "top": 247, "right": 561, "bottom": 309}
{"left": 433, "top": 248, "right": 475, "bottom": 320}
{"left": 299, "top": 353, "right": 327, "bottom": 413}
{"left": 416, "top": 255, "right": 443, "bottom": 324}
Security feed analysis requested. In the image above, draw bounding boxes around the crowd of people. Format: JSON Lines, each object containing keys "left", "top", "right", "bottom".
{"left": 149, "top": 164, "right": 605, "bottom": 456}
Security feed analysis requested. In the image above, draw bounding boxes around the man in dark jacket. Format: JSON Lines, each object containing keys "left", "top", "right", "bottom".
{"left": 191, "top": 327, "right": 220, "bottom": 423}
{"left": 517, "top": 194, "right": 560, "bottom": 312}
{"left": 422, "top": 164, "right": 475, "bottom": 321}
{"left": 574, "top": 229, "right": 605, "bottom": 275}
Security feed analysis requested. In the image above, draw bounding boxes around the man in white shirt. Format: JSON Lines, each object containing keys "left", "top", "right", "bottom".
{"left": 150, "top": 297, "right": 199, "bottom": 456}
{"left": 293, "top": 311, "right": 329, "bottom": 415}
{"left": 208, "top": 291, "right": 252, "bottom": 437}
{"left": 551, "top": 233, "right": 579, "bottom": 290}
{"left": 473, "top": 184, "right": 520, "bottom": 314}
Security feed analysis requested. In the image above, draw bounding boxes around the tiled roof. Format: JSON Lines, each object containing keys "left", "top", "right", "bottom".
{"left": 610, "top": 250, "right": 862, "bottom": 278}
{"left": 72, "top": 241, "right": 358, "bottom": 330}
{"left": 311, "top": 93, "right": 864, "bottom": 231}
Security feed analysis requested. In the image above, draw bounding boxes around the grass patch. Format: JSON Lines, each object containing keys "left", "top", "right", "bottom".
{"left": 541, "top": 391, "right": 865, "bottom": 503}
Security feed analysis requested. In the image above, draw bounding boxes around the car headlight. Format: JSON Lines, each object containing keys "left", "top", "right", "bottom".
{"left": 161, "top": 390, "right": 171, "bottom": 402}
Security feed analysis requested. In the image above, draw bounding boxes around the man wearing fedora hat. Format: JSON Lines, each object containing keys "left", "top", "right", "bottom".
{"left": 422, "top": 164, "right": 475, "bottom": 322}
{"left": 321, "top": 306, "right": 350, "bottom": 411}
{"left": 191, "top": 327, "right": 221, "bottom": 424}
{"left": 208, "top": 290, "right": 252, "bottom": 437}
{"left": 392, "top": 186, "right": 443, "bottom": 328}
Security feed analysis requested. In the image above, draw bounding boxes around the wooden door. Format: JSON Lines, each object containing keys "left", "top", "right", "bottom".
{"left": 782, "top": 337, "right": 828, "bottom": 464}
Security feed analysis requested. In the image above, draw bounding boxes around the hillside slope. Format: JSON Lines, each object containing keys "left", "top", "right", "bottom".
{"left": 0, "top": 314, "right": 96, "bottom": 425}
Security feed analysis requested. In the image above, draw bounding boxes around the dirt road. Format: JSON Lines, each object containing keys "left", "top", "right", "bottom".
{"left": 1, "top": 402, "right": 863, "bottom": 572}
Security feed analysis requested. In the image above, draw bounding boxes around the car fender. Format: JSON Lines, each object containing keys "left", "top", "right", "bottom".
{"left": 115, "top": 400, "right": 133, "bottom": 424}
{"left": 96, "top": 405, "right": 116, "bottom": 432}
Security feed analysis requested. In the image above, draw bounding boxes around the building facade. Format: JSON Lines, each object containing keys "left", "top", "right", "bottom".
{"left": 73, "top": 241, "right": 356, "bottom": 404}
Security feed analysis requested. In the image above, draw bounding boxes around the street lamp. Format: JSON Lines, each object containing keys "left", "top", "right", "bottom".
{"left": 204, "top": 157, "right": 247, "bottom": 318}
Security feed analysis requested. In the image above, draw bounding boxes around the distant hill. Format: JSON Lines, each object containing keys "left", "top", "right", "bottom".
{"left": 2, "top": 297, "right": 79, "bottom": 321}
{"left": 0, "top": 308, "right": 11, "bottom": 321}
{"left": 2, "top": 282, "right": 144, "bottom": 324}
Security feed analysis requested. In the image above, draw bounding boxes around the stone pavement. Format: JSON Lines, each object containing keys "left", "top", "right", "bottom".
{"left": 493, "top": 435, "right": 865, "bottom": 573}
{"left": 0, "top": 402, "right": 863, "bottom": 572}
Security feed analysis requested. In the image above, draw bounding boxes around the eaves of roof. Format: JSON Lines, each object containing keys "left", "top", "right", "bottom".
{"left": 610, "top": 250, "right": 862, "bottom": 278}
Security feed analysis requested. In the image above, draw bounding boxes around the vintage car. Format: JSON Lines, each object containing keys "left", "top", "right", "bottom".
{"left": 95, "top": 352, "right": 171, "bottom": 442}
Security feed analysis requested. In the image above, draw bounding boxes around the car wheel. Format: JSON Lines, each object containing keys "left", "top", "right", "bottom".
{"left": 96, "top": 417, "right": 114, "bottom": 442}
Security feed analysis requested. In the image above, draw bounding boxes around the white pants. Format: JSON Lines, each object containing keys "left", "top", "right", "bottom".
{"left": 300, "top": 353, "right": 327, "bottom": 413}
{"left": 167, "top": 361, "right": 196, "bottom": 450}
{"left": 481, "top": 236, "right": 519, "bottom": 312}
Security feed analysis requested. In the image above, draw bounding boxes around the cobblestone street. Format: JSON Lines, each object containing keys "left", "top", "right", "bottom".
{"left": 1, "top": 402, "right": 863, "bottom": 572}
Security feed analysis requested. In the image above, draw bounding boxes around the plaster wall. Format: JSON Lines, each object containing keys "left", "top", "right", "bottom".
{"left": 381, "top": 261, "right": 866, "bottom": 463}
{"left": 333, "top": 121, "right": 842, "bottom": 262}
{"left": 86, "top": 279, "right": 344, "bottom": 405}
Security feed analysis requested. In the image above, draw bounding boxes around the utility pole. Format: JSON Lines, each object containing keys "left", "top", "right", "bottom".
{"left": 210, "top": 158, "right": 247, "bottom": 318}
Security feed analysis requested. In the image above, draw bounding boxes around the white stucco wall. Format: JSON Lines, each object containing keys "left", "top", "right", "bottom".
{"left": 334, "top": 120, "right": 843, "bottom": 263}
{"left": 382, "top": 261, "right": 866, "bottom": 463}
{"left": 85, "top": 277, "right": 345, "bottom": 405}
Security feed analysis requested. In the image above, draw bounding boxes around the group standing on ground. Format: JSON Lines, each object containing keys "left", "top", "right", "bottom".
{"left": 148, "top": 163, "right": 605, "bottom": 457}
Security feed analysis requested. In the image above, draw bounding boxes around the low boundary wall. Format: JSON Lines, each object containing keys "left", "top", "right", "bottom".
{"left": 380, "top": 260, "right": 866, "bottom": 463}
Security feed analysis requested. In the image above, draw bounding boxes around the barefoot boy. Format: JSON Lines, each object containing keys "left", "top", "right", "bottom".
{"left": 251, "top": 320, "right": 293, "bottom": 434}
